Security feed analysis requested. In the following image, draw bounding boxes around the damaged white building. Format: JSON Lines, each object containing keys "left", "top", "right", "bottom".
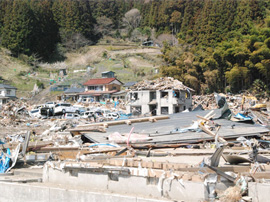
{"left": 126, "top": 77, "right": 193, "bottom": 115}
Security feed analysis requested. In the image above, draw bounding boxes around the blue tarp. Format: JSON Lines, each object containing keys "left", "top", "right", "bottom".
{"left": 234, "top": 113, "right": 253, "bottom": 121}
{"left": 0, "top": 148, "right": 11, "bottom": 173}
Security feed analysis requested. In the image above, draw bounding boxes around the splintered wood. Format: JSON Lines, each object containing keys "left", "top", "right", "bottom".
{"left": 197, "top": 110, "right": 227, "bottom": 143}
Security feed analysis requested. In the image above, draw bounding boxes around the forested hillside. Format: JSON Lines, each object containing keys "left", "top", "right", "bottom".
{"left": 1, "top": 0, "right": 270, "bottom": 94}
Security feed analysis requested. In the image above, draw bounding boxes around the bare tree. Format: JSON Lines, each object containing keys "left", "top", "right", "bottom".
{"left": 28, "top": 53, "right": 41, "bottom": 68}
{"left": 130, "top": 28, "right": 145, "bottom": 42}
{"left": 156, "top": 34, "right": 178, "bottom": 47}
{"left": 95, "top": 16, "right": 114, "bottom": 37}
{"left": 64, "top": 32, "right": 91, "bottom": 50}
{"left": 123, "top": 8, "right": 141, "bottom": 31}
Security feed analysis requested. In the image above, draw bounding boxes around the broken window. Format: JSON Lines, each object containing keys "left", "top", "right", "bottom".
{"left": 131, "top": 93, "right": 138, "bottom": 100}
{"left": 150, "top": 91, "right": 156, "bottom": 101}
{"left": 174, "top": 90, "right": 180, "bottom": 97}
{"left": 161, "top": 91, "right": 168, "bottom": 98}
{"left": 132, "top": 106, "right": 141, "bottom": 115}
{"left": 186, "top": 91, "right": 191, "bottom": 99}
{"left": 161, "top": 107, "right": 168, "bottom": 114}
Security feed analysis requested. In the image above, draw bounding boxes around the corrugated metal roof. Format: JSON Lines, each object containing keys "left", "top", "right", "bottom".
{"left": 0, "top": 84, "right": 17, "bottom": 89}
{"left": 84, "top": 109, "right": 269, "bottom": 144}
{"left": 124, "top": 81, "right": 137, "bottom": 87}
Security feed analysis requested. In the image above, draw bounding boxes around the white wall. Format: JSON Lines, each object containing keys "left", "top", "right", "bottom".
{"left": 127, "top": 89, "right": 193, "bottom": 115}
{"left": 0, "top": 88, "right": 16, "bottom": 97}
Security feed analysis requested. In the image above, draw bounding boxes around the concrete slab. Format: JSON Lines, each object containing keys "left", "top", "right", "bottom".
{"left": 0, "top": 182, "right": 50, "bottom": 202}
{"left": 249, "top": 182, "right": 270, "bottom": 202}
{"left": 0, "top": 182, "right": 172, "bottom": 202}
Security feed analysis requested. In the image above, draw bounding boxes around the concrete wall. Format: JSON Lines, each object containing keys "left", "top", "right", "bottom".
{"left": 127, "top": 90, "right": 192, "bottom": 115}
{"left": 0, "top": 88, "right": 16, "bottom": 97}
{"left": 0, "top": 182, "right": 171, "bottom": 202}
{"left": 249, "top": 182, "right": 270, "bottom": 202}
{"left": 43, "top": 167, "right": 205, "bottom": 202}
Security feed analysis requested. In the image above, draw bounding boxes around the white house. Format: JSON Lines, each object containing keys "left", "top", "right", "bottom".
{"left": 0, "top": 84, "right": 17, "bottom": 105}
{"left": 126, "top": 77, "right": 193, "bottom": 116}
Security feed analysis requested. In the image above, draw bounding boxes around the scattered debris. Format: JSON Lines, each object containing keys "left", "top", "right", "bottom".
{"left": 0, "top": 89, "right": 270, "bottom": 201}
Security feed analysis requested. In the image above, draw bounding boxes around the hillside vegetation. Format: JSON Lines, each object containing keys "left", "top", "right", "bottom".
{"left": 1, "top": 0, "right": 270, "bottom": 96}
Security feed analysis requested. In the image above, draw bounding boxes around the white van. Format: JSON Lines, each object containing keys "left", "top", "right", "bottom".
{"left": 53, "top": 103, "right": 80, "bottom": 115}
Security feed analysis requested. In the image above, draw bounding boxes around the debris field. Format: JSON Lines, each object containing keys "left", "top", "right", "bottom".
{"left": 0, "top": 92, "right": 270, "bottom": 201}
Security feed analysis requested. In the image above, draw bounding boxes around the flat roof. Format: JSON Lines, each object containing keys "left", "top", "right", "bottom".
{"left": 84, "top": 109, "right": 269, "bottom": 144}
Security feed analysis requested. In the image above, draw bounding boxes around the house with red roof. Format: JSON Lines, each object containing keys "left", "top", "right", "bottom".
{"left": 80, "top": 77, "right": 123, "bottom": 102}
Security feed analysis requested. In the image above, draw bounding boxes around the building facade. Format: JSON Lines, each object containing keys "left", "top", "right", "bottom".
{"left": 127, "top": 89, "right": 192, "bottom": 115}
{"left": 80, "top": 78, "right": 123, "bottom": 102}
{"left": 126, "top": 78, "right": 193, "bottom": 116}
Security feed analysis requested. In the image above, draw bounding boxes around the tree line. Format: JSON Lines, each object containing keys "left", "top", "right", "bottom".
{"left": 1, "top": 0, "right": 270, "bottom": 94}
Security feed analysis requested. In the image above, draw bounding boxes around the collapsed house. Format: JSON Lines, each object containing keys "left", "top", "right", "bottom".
{"left": 126, "top": 77, "right": 193, "bottom": 115}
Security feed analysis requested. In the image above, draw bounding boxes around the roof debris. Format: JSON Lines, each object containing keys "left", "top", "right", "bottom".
{"left": 130, "top": 77, "right": 194, "bottom": 91}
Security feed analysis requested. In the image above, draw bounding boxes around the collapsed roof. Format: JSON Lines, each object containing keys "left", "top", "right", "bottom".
{"left": 130, "top": 77, "right": 194, "bottom": 91}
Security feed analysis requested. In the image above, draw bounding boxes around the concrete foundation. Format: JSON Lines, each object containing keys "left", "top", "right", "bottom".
{"left": 43, "top": 167, "right": 205, "bottom": 202}
{"left": 0, "top": 182, "right": 171, "bottom": 202}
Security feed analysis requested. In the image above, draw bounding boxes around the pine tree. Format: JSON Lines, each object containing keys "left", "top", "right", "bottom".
{"left": 29, "top": 0, "right": 60, "bottom": 60}
{"left": 1, "top": 0, "right": 33, "bottom": 56}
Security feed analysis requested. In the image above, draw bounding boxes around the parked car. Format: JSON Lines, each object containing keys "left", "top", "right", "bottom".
{"left": 40, "top": 107, "right": 54, "bottom": 117}
{"left": 45, "top": 102, "right": 57, "bottom": 109}
{"left": 73, "top": 105, "right": 86, "bottom": 114}
{"left": 80, "top": 111, "right": 95, "bottom": 119}
{"left": 29, "top": 109, "right": 41, "bottom": 118}
{"left": 103, "top": 112, "right": 119, "bottom": 120}
{"left": 64, "top": 113, "right": 81, "bottom": 119}
{"left": 53, "top": 103, "right": 80, "bottom": 115}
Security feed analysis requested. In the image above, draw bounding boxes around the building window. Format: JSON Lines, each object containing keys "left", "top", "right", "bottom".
{"left": 6, "top": 90, "right": 11, "bottom": 95}
{"left": 150, "top": 92, "right": 156, "bottom": 101}
{"left": 132, "top": 106, "right": 141, "bottom": 115}
{"left": 174, "top": 90, "right": 179, "bottom": 97}
{"left": 131, "top": 92, "right": 138, "bottom": 100}
{"left": 161, "top": 107, "right": 168, "bottom": 114}
{"left": 88, "top": 86, "right": 100, "bottom": 91}
{"left": 186, "top": 91, "right": 191, "bottom": 99}
{"left": 161, "top": 91, "right": 168, "bottom": 98}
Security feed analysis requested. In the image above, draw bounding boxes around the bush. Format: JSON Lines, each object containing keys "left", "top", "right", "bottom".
{"left": 36, "top": 80, "right": 44, "bottom": 89}
{"left": 102, "top": 51, "right": 108, "bottom": 58}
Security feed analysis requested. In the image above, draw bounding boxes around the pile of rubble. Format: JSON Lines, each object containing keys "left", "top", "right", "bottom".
{"left": 0, "top": 100, "right": 33, "bottom": 127}
{"left": 130, "top": 77, "right": 193, "bottom": 91}
{"left": 192, "top": 94, "right": 218, "bottom": 110}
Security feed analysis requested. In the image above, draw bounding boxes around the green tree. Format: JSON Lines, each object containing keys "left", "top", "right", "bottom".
{"left": 1, "top": 0, "right": 33, "bottom": 56}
